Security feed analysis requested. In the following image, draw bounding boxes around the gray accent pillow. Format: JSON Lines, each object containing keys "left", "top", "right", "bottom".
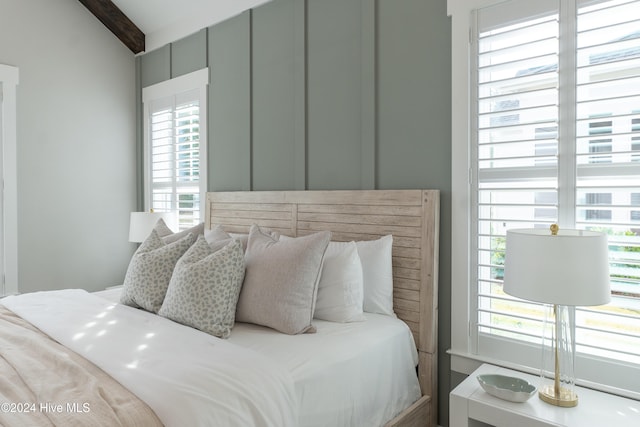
{"left": 120, "top": 229, "right": 195, "bottom": 313}
{"left": 160, "top": 221, "right": 204, "bottom": 244}
{"left": 205, "top": 224, "right": 280, "bottom": 252}
{"left": 203, "top": 224, "right": 234, "bottom": 250}
{"left": 236, "top": 225, "right": 331, "bottom": 334}
{"left": 158, "top": 237, "right": 245, "bottom": 338}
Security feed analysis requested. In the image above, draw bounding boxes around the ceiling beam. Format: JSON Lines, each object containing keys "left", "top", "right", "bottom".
{"left": 78, "top": 0, "right": 145, "bottom": 54}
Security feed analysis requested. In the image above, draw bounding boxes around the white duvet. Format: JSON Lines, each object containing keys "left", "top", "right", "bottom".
{"left": 230, "top": 314, "right": 422, "bottom": 426}
{"left": 1, "top": 289, "right": 298, "bottom": 427}
{"left": 94, "top": 286, "right": 423, "bottom": 427}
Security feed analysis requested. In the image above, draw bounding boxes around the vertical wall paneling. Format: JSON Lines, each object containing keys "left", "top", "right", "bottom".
{"left": 171, "top": 29, "right": 207, "bottom": 78}
{"left": 360, "top": 0, "right": 376, "bottom": 189}
{"left": 135, "top": 56, "right": 144, "bottom": 211}
{"left": 377, "top": 0, "right": 450, "bottom": 190}
{"left": 251, "top": 0, "right": 298, "bottom": 190}
{"left": 306, "top": 0, "right": 363, "bottom": 190}
{"left": 136, "top": 0, "right": 452, "bottom": 422}
{"left": 139, "top": 45, "right": 171, "bottom": 88}
{"left": 377, "top": 1, "right": 452, "bottom": 424}
{"left": 293, "top": 0, "right": 307, "bottom": 189}
{"left": 207, "top": 11, "right": 252, "bottom": 191}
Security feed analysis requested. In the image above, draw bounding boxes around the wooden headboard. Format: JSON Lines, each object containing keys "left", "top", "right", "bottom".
{"left": 205, "top": 189, "right": 439, "bottom": 426}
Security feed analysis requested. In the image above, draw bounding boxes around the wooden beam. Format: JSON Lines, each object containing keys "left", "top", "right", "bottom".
{"left": 78, "top": 0, "right": 145, "bottom": 54}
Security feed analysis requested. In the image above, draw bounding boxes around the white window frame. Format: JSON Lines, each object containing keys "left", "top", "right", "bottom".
{"left": 449, "top": 0, "right": 494, "bottom": 376}
{"left": 142, "top": 69, "right": 209, "bottom": 227}
{"left": 0, "top": 64, "right": 19, "bottom": 296}
{"left": 448, "top": 0, "right": 640, "bottom": 399}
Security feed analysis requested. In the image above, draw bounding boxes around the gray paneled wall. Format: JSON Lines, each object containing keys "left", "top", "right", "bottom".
{"left": 138, "top": 0, "right": 450, "bottom": 193}
{"left": 208, "top": 13, "right": 252, "bottom": 191}
{"left": 136, "top": 0, "right": 451, "bottom": 424}
{"left": 251, "top": 0, "right": 306, "bottom": 190}
{"left": 307, "top": 0, "right": 366, "bottom": 189}
{"left": 139, "top": 45, "right": 170, "bottom": 88}
{"left": 171, "top": 29, "right": 207, "bottom": 78}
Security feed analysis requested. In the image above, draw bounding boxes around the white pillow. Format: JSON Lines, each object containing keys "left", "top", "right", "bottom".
{"left": 314, "top": 241, "right": 365, "bottom": 322}
{"left": 356, "top": 235, "right": 395, "bottom": 316}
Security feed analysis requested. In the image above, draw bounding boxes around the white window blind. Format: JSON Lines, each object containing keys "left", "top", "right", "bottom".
{"left": 149, "top": 92, "right": 201, "bottom": 229}
{"left": 472, "top": 0, "right": 640, "bottom": 392}
{"left": 143, "top": 69, "right": 208, "bottom": 232}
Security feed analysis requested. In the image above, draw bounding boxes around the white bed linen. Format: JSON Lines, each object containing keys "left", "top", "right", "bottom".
{"left": 96, "top": 286, "right": 421, "bottom": 426}
{"left": 95, "top": 287, "right": 422, "bottom": 426}
{"left": 1, "top": 290, "right": 297, "bottom": 427}
{"left": 229, "top": 315, "right": 421, "bottom": 427}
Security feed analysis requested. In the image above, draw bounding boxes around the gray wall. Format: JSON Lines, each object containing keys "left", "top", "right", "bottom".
{"left": 137, "top": 0, "right": 452, "bottom": 423}
{"left": 0, "top": 0, "right": 137, "bottom": 294}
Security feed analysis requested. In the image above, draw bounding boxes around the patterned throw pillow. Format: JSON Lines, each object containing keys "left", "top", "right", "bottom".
{"left": 158, "top": 237, "right": 245, "bottom": 338}
{"left": 153, "top": 218, "right": 174, "bottom": 238}
{"left": 120, "top": 230, "right": 195, "bottom": 313}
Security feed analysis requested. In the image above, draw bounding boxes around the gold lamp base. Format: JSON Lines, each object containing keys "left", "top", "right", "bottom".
{"left": 539, "top": 384, "right": 578, "bottom": 407}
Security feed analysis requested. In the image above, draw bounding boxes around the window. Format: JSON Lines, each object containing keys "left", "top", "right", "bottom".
{"left": 142, "top": 69, "right": 208, "bottom": 231}
{"left": 450, "top": 0, "right": 640, "bottom": 395}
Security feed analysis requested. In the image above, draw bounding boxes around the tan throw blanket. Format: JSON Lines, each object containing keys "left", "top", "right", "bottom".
{"left": 0, "top": 306, "right": 163, "bottom": 427}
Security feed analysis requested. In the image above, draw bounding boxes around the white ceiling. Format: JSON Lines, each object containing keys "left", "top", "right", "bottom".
{"left": 111, "top": 0, "right": 271, "bottom": 53}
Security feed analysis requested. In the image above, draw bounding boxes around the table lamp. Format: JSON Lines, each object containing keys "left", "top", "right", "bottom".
{"left": 503, "top": 224, "right": 610, "bottom": 407}
{"left": 129, "top": 210, "right": 176, "bottom": 243}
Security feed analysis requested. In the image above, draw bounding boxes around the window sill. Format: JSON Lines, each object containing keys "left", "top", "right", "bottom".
{"left": 447, "top": 349, "right": 640, "bottom": 401}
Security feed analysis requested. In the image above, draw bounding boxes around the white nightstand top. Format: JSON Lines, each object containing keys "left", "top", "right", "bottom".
{"left": 450, "top": 364, "right": 640, "bottom": 427}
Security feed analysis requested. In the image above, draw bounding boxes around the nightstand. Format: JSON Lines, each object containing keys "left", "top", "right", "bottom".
{"left": 450, "top": 364, "right": 640, "bottom": 427}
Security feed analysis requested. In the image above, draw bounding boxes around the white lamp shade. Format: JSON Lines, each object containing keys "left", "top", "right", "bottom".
{"left": 503, "top": 228, "right": 611, "bottom": 306}
{"left": 129, "top": 212, "right": 177, "bottom": 243}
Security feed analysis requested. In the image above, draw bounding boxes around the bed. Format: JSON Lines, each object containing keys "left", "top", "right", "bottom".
{"left": 0, "top": 189, "right": 439, "bottom": 427}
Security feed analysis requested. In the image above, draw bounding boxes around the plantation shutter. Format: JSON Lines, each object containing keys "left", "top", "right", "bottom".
{"left": 574, "top": 0, "right": 640, "bottom": 364}
{"left": 148, "top": 89, "right": 202, "bottom": 230}
{"left": 472, "top": 0, "right": 640, "bottom": 391}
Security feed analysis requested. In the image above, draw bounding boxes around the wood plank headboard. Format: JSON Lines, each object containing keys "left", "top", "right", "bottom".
{"left": 205, "top": 189, "right": 439, "bottom": 425}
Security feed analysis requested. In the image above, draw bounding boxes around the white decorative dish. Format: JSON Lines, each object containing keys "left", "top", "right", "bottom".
{"left": 477, "top": 374, "right": 537, "bottom": 403}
